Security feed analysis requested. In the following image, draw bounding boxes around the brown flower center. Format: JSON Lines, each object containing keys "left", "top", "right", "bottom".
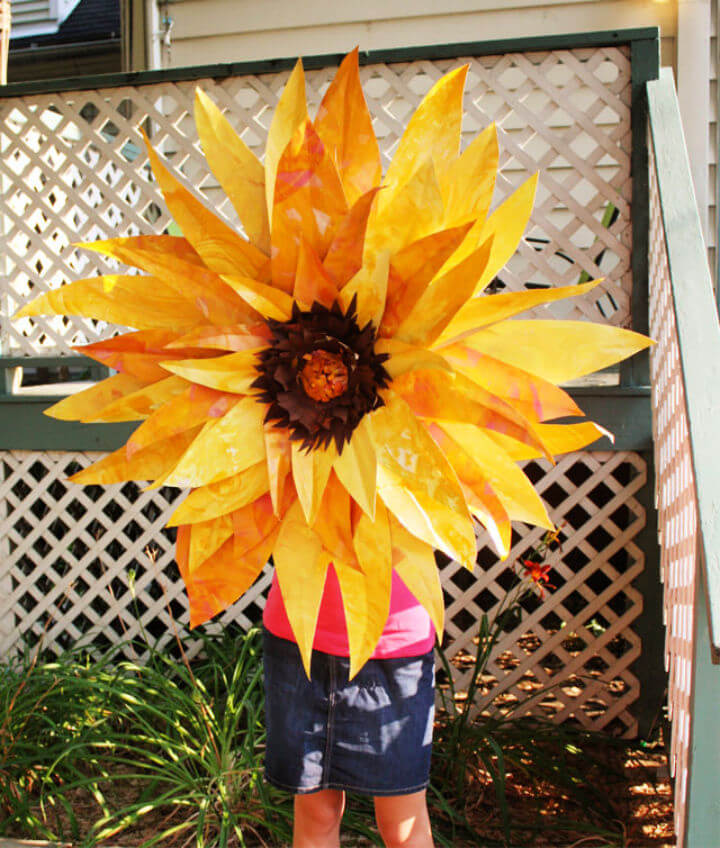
{"left": 299, "top": 349, "right": 349, "bottom": 402}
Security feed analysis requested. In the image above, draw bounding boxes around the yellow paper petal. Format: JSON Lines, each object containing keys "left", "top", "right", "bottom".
{"left": 374, "top": 338, "right": 452, "bottom": 379}
{"left": 188, "top": 514, "right": 234, "bottom": 574}
{"left": 127, "top": 384, "right": 237, "bottom": 456}
{"left": 312, "top": 472, "right": 357, "bottom": 567}
{"left": 345, "top": 499, "right": 393, "bottom": 678}
{"left": 43, "top": 373, "right": 148, "bottom": 422}
{"left": 394, "top": 236, "right": 492, "bottom": 346}
{"left": 143, "top": 131, "right": 269, "bottom": 279}
{"left": 69, "top": 428, "right": 200, "bottom": 485}
{"left": 14, "top": 275, "right": 205, "bottom": 331}
{"left": 440, "top": 123, "right": 498, "bottom": 227}
{"left": 160, "top": 350, "right": 261, "bottom": 394}
{"left": 220, "top": 275, "right": 293, "bottom": 320}
{"left": 369, "top": 392, "right": 476, "bottom": 568}
{"left": 379, "top": 222, "right": 474, "bottom": 338}
{"left": 291, "top": 441, "right": 335, "bottom": 526}
{"left": 436, "top": 279, "right": 602, "bottom": 347}
{"left": 338, "top": 250, "right": 389, "bottom": 329}
{"left": 323, "top": 188, "right": 380, "bottom": 286}
{"left": 163, "top": 396, "right": 266, "bottom": 487}
{"left": 314, "top": 47, "right": 382, "bottom": 205}
{"left": 333, "top": 416, "right": 377, "bottom": 520}
{"left": 441, "top": 345, "right": 582, "bottom": 422}
{"left": 265, "top": 59, "right": 307, "bottom": 224}
{"left": 169, "top": 463, "right": 269, "bottom": 526}
{"left": 462, "top": 320, "right": 654, "bottom": 384}
{"left": 294, "top": 238, "right": 339, "bottom": 309}
{"left": 382, "top": 65, "right": 468, "bottom": 204}
{"left": 486, "top": 421, "right": 612, "bottom": 461}
{"left": 390, "top": 516, "right": 444, "bottom": 637}
{"left": 440, "top": 174, "right": 538, "bottom": 289}
{"left": 89, "top": 375, "right": 188, "bottom": 424}
{"left": 274, "top": 499, "right": 329, "bottom": 676}
{"left": 166, "top": 323, "right": 271, "bottom": 352}
{"left": 194, "top": 87, "right": 270, "bottom": 252}
{"left": 365, "top": 158, "right": 444, "bottom": 259}
{"left": 264, "top": 423, "right": 292, "bottom": 517}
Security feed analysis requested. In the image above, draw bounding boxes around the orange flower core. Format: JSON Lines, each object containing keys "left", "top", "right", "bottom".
{"left": 300, "top": 349, "right": 349, "bottom": 402}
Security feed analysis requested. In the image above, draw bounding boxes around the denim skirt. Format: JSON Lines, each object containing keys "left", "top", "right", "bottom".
{"left": 262, "top": 628, "right": 435, "bottom": 796}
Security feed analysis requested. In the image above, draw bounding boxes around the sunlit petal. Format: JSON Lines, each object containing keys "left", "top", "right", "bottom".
{"left": 333, "top": 416, "right": 377, "bottom": 520}
{"left": 486, "top": 420, "right": 612, "bottom": 461}
{"left": 169, "top": 463, "right": 269, "bottom": 526}
{"left": 294, "top": 238, "right": 340, "bottom": 309}
{"left": 440, "top": 123, "right": 498, "bottom": 227}
{"left": 292, "top": 441, "right": 335, "bottom": 525}
{"left": 160, "top": 350, "right": 261, "bottom": 394}
{"left": 323, "top": 187, "right": 380, "bottom": 286}
{"left": 43, "top": 373, "right": 149, "bottom": 422}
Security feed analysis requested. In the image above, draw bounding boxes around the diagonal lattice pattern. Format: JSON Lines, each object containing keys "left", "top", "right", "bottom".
{"left": 0, "top": 448, "right": 645, "bottom": 735}
{"left": 648, "top": 132, "right": 696, "bottom": 845}
{"left": 1, "top": 46, "right": 632, "bottom": 358}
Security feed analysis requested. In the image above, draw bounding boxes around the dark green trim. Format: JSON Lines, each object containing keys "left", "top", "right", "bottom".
{"left": 620, "top": 33, "right": 660, "bottom": 387}
{"left": 0, "top": 386, "right": 651, "bottom": 451}
{"left": 0, "top": 355, "right": 100, "bottom": 370}
{"left": 0, "top": 28, "right": 661, "bottom": 99}
{"left": 629, "top": 450, "right": 666, "bottom": 738}
{"left": 648, "top": 69, "right": 720, "bottom": 660}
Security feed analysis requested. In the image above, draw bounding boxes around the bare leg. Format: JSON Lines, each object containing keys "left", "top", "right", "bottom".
{"left": 293, "top": 789, "right": 346, "bottom": 848}
{"left": 374, "top": 790, "right": 434, "bottom": 848}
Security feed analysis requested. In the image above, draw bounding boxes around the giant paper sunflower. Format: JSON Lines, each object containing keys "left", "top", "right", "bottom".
{"left": 15, "top": 50, "right": 651, "bottom": 677}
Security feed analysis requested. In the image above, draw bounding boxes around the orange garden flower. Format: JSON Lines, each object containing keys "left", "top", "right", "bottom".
{"left": 14, "top": 49, "right": 652, "bottom": 677}
{"left": 521, "top": 559, "right": 557, "bottom": 598}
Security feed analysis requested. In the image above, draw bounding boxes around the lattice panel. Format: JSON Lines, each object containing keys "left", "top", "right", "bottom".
{"left": 1, "top": 46, "right": 632, "bottom": 358}
{"left": 648, "top": 133, "right": 696, "bottom": 846}
{"left": 0, "top": 448, "right": 646, "bottom": 734}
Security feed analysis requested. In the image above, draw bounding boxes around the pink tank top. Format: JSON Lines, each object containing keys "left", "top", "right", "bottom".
{"left": 263, "top": 565, "right": 435, "bottom": 658}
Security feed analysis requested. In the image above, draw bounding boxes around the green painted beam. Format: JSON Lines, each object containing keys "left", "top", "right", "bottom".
{"left": 0, "top": 28, "right": 660, "bottom": 99}
{"left": 0, "top": 387, "right": 651, "bottom": 451}
{"left": 648, "top": 70, "right": 720, "bottom": 660}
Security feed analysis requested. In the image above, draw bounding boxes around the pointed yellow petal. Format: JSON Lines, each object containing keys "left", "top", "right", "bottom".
{"left": 163, "top": 396, "right": 265, "bottom": 487}
{"left": 166, "top": 323, "right": 271, "bottom": 352}
{"left": 436, "top": 279, "right": 602, "bottom": 347}
{"left": 394, "top": 236, "right": 492, "bottom": 347}
{"left": 274, "top": 499, "right": 329, "bottom": 676}
{"left": 143, "top": 131, "right": 269, "bottom": 279}
{"left": 440, "top": 174, "right": 538, "bottom": 289}
{"left": 323, "top": 188, "right": 380, "bottom": 286}
{"left": 439, "top": 123, "right": 498, "bottom": 227}
{"left": 14, "top": 275, "right": 205, "bottom": 332}
{"left": 89, "top": 375, "right": 188, "bottom": 424}
{"left": 462, "top": 320, "right": 654, "bottom": 384}
{"left": 127, "top": 384, "right": 237, "bottom": 456}
{"left": 365, "top": 158, "right": 444, "bottom": 259}
{"left": 333, "top": 416, "right": 377, "bottom": 519}
{"left": 220, "top": 275, "right": 292, "bottom": 320}
{"left": 369, "top": 392, "right": 476, "bottom": 568}
{"left": 338, "top": 250, "right": 389, "bottom": 329}
{"left": 232, "top": 490, "right": 288, "bottom": 557}
{"left": 43, "top": 373, "right": 148, "bottom": 422}
{"left": 314, "top": 47, "right": 382, "bottom": 205}
{"left": 265, "top": 59, "right": 307, "bottom": 225}
{"left": 264, "top": 423, "right": 292, "bottom": 517}
{"left": 390, "top": 516, "right": 444, "bottom": 638}
{"left": 194, "top": 87, "right": 270, "bottom": 252}
{"left": 78, "top": 234, "right": 202, "bottom": 266}
{"left": 437, "top": 420, "right": 553, "bottom": 531}
{"left": 441, "top": 346, "right": 582, "bottom": 422}
{"left": 346, "top": 499, "right": 393, "bottom": 678}
{"left": 271, "top": 119, "right": 348, "bottom": 292}
{"left": 312, "top": 472, "right": 357, "bottom": 567}
{"left": 160, "top": 350, "right": 260, "bottom": 394}
{"left": 382, "top": 65, "right": 468, "bottom": 203}
{"left": 169, "top": 463, "right": 269, "bottom": 526}
{"left": 378, "top": 222, "right": 474, "bottom": 338}
{"left": 291, "top": 441, "right": 335, "bottom": 525}
{"left": 185, "top": 520, "right": 278, "bottom": 628}
{"left": 392, "top": 368, "right": 552, "bottom": 460}
{"left": 374, "top": 338, "right": 452, "bottom": 379}
{"left": 69, "top": 428, "right": 200, "bottom": 485}
{"left": 78, "top": 238, "right": 255, "bottom": 326}
{"left": 294, "top": 238, "right": 339, "bottom": 309}
{"left": 188, "top": 514, "right": 234, "bottom": 574}
{"left": 333, "top": 560, "right": 376, "bottom": 679}
{"left": 486, "top": 421, "right": 612, "bottom": 461}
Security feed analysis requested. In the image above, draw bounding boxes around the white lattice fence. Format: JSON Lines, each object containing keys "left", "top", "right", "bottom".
{"left": 0, "top": 447, "right": 645, "bottom": 735}
{"left": 1, "top": 46, "right": 632, "bottom": 358}
{"left": 648, "top": 130, "right": 696, "bottom": 845}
